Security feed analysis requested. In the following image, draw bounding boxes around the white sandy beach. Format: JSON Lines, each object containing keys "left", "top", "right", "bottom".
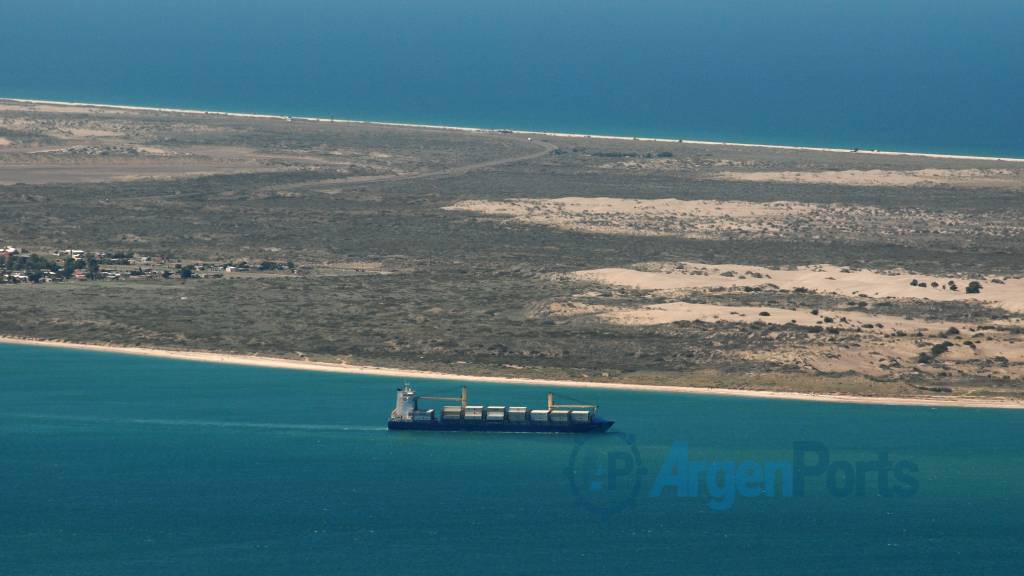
{"left": 5, "top": 97, "right": 1024, "bottom": 163}
{"left": 2, "top": 336, "right": 1020, "bottom": 410}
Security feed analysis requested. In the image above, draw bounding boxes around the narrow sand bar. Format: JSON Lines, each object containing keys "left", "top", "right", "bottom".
{"left": 2, "top": 337, "right": 1020, "bottom": 410}
{"left": 5, "top": 98, "right": 1024, "bottom": 163}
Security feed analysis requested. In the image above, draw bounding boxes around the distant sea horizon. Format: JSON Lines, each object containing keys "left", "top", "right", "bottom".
{"left": 2, "top": 0, "right": 1023, "bottom": 158}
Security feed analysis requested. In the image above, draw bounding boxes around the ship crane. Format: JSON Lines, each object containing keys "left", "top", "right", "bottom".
{"left": 547, "top": 392, "right": 598, "bottom": 411}
{"left": 417, "top": 385, "right": 468, "bottom": 408}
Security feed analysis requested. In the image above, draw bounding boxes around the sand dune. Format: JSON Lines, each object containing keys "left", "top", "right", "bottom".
{"left": 559, "top": 299, "right": 1024, "bottom": 379}
{"left": 574, "top": 262, "right": 1024, "bottom": 313}
{"left": 445, "top": 197, "right": 1024, "bottom": 243}
{"left": 586, "top": 300, "right": 987, "bottom": 332}
{"left": 562, "top": 262, "right": 1024, "bottom": 380}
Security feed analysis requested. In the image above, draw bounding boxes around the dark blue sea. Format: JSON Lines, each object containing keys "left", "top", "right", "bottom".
{"left": 1, "top": 343, "right": 1022, "bottom": 574}
{"left": 1, "top": 0, "right": 1022, "bottom": 157}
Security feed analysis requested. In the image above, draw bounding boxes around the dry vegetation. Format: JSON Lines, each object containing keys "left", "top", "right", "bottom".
{"left": 445, "top": 197, "right": 1024, "bottom": 247}
{"left": 1, "top": 99, "right": 1023, "bottom": 401}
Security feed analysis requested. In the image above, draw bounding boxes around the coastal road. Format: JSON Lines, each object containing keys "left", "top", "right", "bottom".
{"left": 144, "top": 135, "right": 556, "bottom": 201}
{"left": 271, "top": 136, "right": 558, "bottom": 193}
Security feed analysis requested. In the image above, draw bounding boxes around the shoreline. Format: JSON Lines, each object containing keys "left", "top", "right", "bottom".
{"left": 2, "top": 336, "right": 1021, "bottom": 410}
{"left": 5, "top": 97, "right": 1024, "bottom": 164}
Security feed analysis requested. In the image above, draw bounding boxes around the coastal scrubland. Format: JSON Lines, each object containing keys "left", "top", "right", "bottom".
{"left": 1, "top": 99, "right": 1022, "bottom": 402}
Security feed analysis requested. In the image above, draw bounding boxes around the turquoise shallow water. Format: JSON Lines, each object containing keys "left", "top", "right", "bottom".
{"left": 1, "top": 343, "right": 1022, "bottom": 574}
{"left": 1, "top": 0, "right": 1022, "bottom": 157}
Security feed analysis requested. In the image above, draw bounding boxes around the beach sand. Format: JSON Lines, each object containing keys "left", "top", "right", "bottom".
{"left": 2, "top": 336, "right": 1020, "bottom": 410}
{"left": 711, "top": 168, "right": 1023, "bottom": 188}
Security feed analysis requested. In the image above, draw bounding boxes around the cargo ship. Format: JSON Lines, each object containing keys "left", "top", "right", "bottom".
{"left": 387, "top": 383, "right": 613, "bottom": 433}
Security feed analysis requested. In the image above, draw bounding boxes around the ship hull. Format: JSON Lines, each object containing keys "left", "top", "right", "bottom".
{"left": 387, "top": 418, "right": 613, "bottom": 433}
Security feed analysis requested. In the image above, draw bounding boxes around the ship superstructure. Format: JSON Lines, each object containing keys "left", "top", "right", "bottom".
{"left": 387, "top": 383, "right": 613, "bottom": 433}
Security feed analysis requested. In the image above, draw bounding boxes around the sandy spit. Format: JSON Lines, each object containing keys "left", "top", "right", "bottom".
{"left": 1, "top": 336, "right": 1021, "bottom": 410}
{"left": 5, "top": 97, "right": 1024, "bottom": 163}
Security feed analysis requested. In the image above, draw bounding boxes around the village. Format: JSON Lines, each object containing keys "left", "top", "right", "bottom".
{"left": 0, "top": 245, "right": 297, "bottom": 284}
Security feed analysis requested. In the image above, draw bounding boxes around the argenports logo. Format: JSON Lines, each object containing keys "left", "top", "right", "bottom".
{"left": 565, "top": 432, "right": 647, "bottom": 516}
{"left": 568, "top": 439, "right": 919, "bottom": 515}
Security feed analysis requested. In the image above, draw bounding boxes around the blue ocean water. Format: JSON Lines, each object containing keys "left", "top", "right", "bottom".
{"left": 1, "top": 343, "right": 1022, "bottom": 574}
{"left": 1, "top": 0, "right": 1022, "bottom": 157}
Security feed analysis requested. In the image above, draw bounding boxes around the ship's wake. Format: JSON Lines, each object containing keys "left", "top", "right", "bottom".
{"left": 3, "top": 413, "right": 387, "bottom": 432}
